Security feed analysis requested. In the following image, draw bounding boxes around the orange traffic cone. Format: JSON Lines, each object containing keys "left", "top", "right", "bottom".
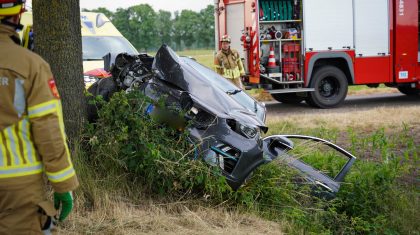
{"left": 267, "top": 46, "right": 276, "bottom": 68}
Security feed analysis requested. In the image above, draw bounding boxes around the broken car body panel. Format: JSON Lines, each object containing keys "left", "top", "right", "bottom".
{"left": 263, "top": 135, "right": 356, "bottom": 197}
{"left": 92, "top": 45, "right": 356, "bottom": 195}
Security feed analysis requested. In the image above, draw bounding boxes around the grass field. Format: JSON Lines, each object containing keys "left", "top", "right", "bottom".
{"left": 58, "top": 88, "right": 419, "bottom": 234}
{"left": 177, "top": 49, "right": 215, "bottom": 68}
{"left": 55, "top": 50, "right": 418, "bottom": 234}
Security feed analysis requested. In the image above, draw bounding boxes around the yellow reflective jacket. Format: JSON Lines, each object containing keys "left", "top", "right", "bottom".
{"left": 0, "top": 25, "right": 78, "bottom": 193}
{"left": 214, "top": 48, "right": 246, "bottom": 79}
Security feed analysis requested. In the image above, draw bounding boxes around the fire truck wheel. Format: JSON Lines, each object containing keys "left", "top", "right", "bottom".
{"left": 272, "top": 93, "right": 305, "bottom": 104}
{"left": 306, "top": 66, "right": 348, "bottom": 108}
{"left": 397, "top": 86, "right": 420, "bottom": 96}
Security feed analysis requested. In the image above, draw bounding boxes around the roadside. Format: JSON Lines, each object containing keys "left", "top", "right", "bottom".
{"left": 59, "top": 200, "right": 284, "bottom": 234}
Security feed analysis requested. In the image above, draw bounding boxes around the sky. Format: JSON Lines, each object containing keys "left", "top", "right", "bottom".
{"left": 80, "top": 0, "right": 213, "bottom": 13}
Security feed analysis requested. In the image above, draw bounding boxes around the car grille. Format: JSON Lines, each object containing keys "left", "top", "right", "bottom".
{"left": 211, "top": 144, "right": 241, "bottom": 174}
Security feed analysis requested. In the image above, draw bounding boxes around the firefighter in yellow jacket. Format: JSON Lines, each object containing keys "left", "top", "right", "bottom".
{"left": 214, "top": 35, "right": 246, "bottom": 89}
{"left": 0, "top": 1, "right": 79, "bottom": 233}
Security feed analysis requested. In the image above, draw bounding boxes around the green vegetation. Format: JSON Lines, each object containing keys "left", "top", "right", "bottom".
{"left": 77, "top": 92, "right": 419, "bottom": 234}
{"left": 85, "top": 5, "right": 215, "bottom": 52}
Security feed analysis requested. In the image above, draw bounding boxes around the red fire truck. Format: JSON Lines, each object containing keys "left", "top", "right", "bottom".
{"left": 214, "top": 0, "right": 420, "bottom": 108}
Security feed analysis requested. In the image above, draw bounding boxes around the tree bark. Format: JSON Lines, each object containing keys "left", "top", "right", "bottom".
{"left": 32, "top": 0, "right": 86, "bottom": 145}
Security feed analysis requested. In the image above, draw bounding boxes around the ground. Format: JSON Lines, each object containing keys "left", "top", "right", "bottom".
{"left": 57, "top": 50, "right": 419, "bottom": 234}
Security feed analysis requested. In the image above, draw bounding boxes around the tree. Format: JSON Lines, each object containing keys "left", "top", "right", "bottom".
{"left": 175, "top": 10, "right": 200, "bottom": 49}
{"left": 33, "top": 0, "right": 86, "bottom": 144}
{"left": 86, "top": 7, "right": 114, "bottom": 20}
{"left": 113, "top": 8, "right": 133, "bottom": 46}
{"left": 80, "top": 5, "right": 216, "bottom": 52}
{"left": 172, "top": 11, "right": 183, "bottom": 51}
{"left": 155, "top": 10, "right": 173, "bottom": 48}
{"left": 127, "top": 4, "right": 158, "bottom": 52}
{"left": 197, "top": 5, "right": 215, "bottom": 49}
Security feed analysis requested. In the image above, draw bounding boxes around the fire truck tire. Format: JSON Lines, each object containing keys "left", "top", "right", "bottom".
{"left": 272, "top": 93, "right": 305, "bottom": 104}
{"left": 306, "top": 66, "right": 348, "bottom": 108}
{"left": 397, "top": 86, "right": 420, "bottom": 96}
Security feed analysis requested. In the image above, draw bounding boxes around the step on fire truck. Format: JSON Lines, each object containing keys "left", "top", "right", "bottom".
{"left": 214, "top": 0, "right": 420, "bottom": 108}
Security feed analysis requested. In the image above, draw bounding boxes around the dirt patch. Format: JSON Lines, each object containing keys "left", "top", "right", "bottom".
{"left": 251, "top": 90, "right": 274, "bottom": 102}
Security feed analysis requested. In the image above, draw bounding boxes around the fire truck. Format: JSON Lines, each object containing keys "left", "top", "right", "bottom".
{"left": 214, "top": 0, "right": 420, "bottom": 108}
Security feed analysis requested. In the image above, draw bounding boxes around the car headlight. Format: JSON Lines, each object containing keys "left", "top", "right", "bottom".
{"left": 238, "top": 123, "right": 258, "bottom": 139}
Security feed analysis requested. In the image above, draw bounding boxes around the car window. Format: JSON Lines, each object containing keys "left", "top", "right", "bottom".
{"left": 82, "top": 36, "right": 138, "bottom": 60}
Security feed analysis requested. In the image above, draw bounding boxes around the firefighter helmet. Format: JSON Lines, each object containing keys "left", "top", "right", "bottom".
{"left": 0, "top": 0, "right": 25, "bottom": 20}
{"left": 221, "top": 35, "right": 231, "bottom": 43}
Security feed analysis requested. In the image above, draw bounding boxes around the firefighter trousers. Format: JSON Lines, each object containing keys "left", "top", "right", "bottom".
{"left": 227, "top": 77, "right": 244, "bottom": 90}
{"left": 0, "top": 179, "right": 56, "bottom": 235}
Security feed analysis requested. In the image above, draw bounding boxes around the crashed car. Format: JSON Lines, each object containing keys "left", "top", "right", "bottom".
{"left": 88, "top": 45, "right": 356, "bottom": 197}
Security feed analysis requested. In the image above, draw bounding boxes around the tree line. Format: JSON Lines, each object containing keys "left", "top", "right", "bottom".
{"left": 84, "top": 4, "right": 215, "bottom": 52}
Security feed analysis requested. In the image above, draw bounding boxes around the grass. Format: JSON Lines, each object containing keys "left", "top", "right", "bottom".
{"left": 177, "top": 49, "right": 215, "bottom": 69}
{"left": 348, "top": 84, "right": 398, "bottom": 96}
{"left": 56, "top": 90, "right": 420, "bottom": 234}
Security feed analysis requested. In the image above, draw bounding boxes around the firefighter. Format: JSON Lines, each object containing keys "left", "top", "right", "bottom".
{"left": 0, "top": 0, "right": 79, "bottom": 233}
{"left": 215, "top": 34, "right": 246, "bottom": 89}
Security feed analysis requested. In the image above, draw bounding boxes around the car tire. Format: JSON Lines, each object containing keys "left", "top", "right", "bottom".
{"left": 272, "top": 93, "right": 305, "bottom": 104}
{"left": 306, "top": 66, "right": 348, "bottom": 108}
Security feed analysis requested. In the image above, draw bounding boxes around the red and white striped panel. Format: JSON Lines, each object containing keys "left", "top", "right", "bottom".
{"left": 250, "top": 5, "right": 260, "bottom": 75}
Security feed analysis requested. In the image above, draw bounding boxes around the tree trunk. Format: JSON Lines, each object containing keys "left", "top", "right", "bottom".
{"left": 32, "top": 0, "right": 86, "bottom": 145}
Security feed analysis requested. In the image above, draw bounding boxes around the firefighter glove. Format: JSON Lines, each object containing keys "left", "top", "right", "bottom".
{"left": 54, "top": 191, "right": 74, "bottom": 222}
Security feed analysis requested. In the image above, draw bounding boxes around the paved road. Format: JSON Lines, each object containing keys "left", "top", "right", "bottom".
{"left": 265, "top": 93, "right": 420, "bottom": 116}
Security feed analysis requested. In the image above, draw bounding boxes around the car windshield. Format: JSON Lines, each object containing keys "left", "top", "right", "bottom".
{"left": 82, "top": 36, "right": 138, "bottom": 61}
{"left": 181, "top": 57, "right": 266, "bottom": 122}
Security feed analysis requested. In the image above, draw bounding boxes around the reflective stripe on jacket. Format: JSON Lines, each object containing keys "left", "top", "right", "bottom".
{"left": 215, "top": 49, "right": 246, "bottom": 79}
{"left": 0, "top": 24, "right": 78, "bottom": 193}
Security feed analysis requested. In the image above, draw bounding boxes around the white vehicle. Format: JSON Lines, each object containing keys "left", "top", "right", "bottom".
{"left": 19, "top": 11, "right": 138, "bottom": 85}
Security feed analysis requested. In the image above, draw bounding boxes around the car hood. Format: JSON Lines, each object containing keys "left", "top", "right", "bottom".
{"left": 152, "top": 45, "right": 266, "bottom": 129}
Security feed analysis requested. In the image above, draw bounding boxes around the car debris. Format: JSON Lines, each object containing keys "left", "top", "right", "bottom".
{"left": 87, "top": 45, "right": 356, "bottom": 197}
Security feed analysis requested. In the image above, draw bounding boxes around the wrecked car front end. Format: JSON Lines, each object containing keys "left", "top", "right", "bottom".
{"left": 139, "top": 46, "right": 270, "bottom": 190}
{"left": 91, "top": 45, "right": 356, "bottom": 195}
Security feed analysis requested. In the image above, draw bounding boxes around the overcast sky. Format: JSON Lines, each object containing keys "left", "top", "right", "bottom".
{"left": 80, "top": 0, "right": 213, "bottom": 13}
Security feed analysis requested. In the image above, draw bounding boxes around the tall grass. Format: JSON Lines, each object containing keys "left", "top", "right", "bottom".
{"left": 72, "top": 91, "right": 419, "bottom": 234}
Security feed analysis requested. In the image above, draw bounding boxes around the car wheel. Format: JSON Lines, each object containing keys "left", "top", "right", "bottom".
{"left": 306, "top": 66, "right": 348, "bottom": 108}
{"left": 272, "top": 93, "right": 305, "bottom": 104}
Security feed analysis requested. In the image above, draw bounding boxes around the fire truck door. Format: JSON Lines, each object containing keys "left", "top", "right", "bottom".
{"left": 303, "top": 0, "right": 354, "bottom": 51}
{"left": 353, "top": 0, "right": 391, "bottom": 84}
{"left": 354, "top": 0, "right": 390, "bottom": 57}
